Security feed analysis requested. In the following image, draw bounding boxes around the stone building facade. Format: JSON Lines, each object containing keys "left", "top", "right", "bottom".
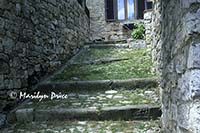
{"left": 86, "top": 0, "right": 129, "bottom": 41}
{"left": 86, "top": 0, "right": 150, "bottom": 41}
{"left": 0, "top": 0, "right": 89, "bottom": 125}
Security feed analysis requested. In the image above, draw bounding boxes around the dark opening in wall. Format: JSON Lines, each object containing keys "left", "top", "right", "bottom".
{"left": 123, "top": 23, "right": 135, "bottom": 30}
{"left": 105, "top": 0, "right": 115, "bottom": 21}
{"left": 137, "top": 0, "right": 145, "bottom": 19}
{"left": 147, "top": 1, "right": 153, "bottom": 9}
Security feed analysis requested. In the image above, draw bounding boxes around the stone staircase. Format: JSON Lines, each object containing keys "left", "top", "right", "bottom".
{"left": 3, "top": 40, "right": 161, "bottom": 132}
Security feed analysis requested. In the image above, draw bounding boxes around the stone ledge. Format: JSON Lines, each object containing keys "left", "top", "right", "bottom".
{"left": 35, "top": 78, "right": 158, "bottom": 93}
{"left": 85, "top": 39, "right": 146, "bottom": 49}
{"left": 15, "top": 105, "right": 161, "bottom": 122}
{"left": 85, "top": 40, "right": 127, "bottom": 45}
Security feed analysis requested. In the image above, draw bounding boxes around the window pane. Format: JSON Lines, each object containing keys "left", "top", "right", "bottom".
{"left": 118, "top": 0, "right": 125, "bottom": 20}
{"left": 127, "top": 0, "right": 134, "bottom": 20}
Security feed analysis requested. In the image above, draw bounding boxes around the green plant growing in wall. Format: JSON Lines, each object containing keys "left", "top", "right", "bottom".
{"left": 131, "top": 22, "right": 145, "bottom": 39}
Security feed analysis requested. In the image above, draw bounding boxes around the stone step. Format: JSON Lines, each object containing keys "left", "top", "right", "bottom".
{"left": 85, "top": 39, "right": 146, "bottom": 49}
{"left": 11, "top": 87, "right": 160, "bottom": 123}
{"left": 49, "top": 48, "right": 154, "bottom": 82}
{"left": 15, "top": 105, "right": 161, "bottom": 123}
{"left": 85, "top": 39, "right": 128, "bottom": 45}
{"left": 36, "top": 78, "right": 158, "bottom": 93}
{"left": 2, "top": 120, "right": 161, "bottom": 132}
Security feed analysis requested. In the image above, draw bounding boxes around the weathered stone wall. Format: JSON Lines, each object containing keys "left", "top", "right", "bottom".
{"left": 86, "top": 0, "right": 131, "bottom": 41}
{"left": 150, "top": 0, "right": 161, "bottom": 74}
{"left": 0, "top": 0, "right": 89, "bottom": 124}
{"left": 160, "top": 0, "right": 200, "bottom": 132}
{"left": 144, "top": 10, "right": 152, "bottom": 47}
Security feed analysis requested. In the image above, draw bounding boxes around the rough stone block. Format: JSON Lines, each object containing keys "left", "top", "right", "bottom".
{"left": 189, "top": 101, "right": 200, "bottom": 132}
{"left": 184, "top": 10, "right": 200, "bottom": 35}
{"left": 181, "top": 0, "right": 199, "bottom": 8}
{"left": 16, "top": 108, "right": 34, "bottom": 123}
{"left": 0, "top": 75, "right": 4, "bottom": 89}
{"left": 2, "top": 37, "right": 14, "bottom": 54}
{"left": 188, "top": 43, "right": 200, "bottom": 69}
{"left": 0, "top": 114, "right": 6, "bottom": 128}
{"left": 0, "top": 60, "right": 9, "bottom": 75}
{"left": 0, "top": 0, "right": 11, "bottom": 9}
{"left": 178, "top": 70, "right": 200, "bottom": 101}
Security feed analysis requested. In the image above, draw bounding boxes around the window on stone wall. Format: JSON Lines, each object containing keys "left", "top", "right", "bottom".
{"left": 105, "top": 0, "right": 146, "bottom": 21}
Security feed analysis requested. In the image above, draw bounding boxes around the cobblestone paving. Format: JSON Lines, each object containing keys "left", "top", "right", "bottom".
{"left": 3, "top": 120, "right": 161, "bottom": 133}
{"left": 20, "top": 87, "right": 160, "bottom": 110}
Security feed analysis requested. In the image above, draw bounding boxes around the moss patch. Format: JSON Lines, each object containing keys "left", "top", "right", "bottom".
{"left": 52, "top": 48, "right": 155, "bottom": 81}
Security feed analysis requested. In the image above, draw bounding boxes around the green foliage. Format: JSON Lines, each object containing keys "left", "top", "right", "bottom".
{"left": 131, "top": 22, "right": 145, "bottom": 39}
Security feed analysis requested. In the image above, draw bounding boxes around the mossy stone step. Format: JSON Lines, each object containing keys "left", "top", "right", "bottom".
{"left": 85, "top": 39, "right": 146, "bottom": 49}
{"left": 11, "top": 87, "right": 160, "bottom": 123}
{"left": 85, "top": 39, "right": 128, "bottom": 45}
{"left": 51, "top": 48, "right": 154, "bottom": 81}
{"left": 15, "top": 105, "right": 161, "bottom": 123}
{"left": 36, "top": 78, "right": 158, "bottom": 93}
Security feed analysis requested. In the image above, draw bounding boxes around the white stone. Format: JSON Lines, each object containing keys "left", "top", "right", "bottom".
{"left": 106, "top": 95, "right": 113, "bottom": 99}
{"left": 105, "top": 90, "right": 118, "bottom": 94}
{"left": 189, "top": 101, "right": 200, "bottom": 132}
{"left": 120, "top": 101, "right": 132, "bottom": 104}
{"left": 113, "top": 95, "right": 124, "bottom": 99}
{"left": 78, "top": 121, "right": 87, "bottom": 125}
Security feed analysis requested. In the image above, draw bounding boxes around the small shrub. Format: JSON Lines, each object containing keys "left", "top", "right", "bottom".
{"left": 131, "top": 22, "right": 145, "bottom": 39}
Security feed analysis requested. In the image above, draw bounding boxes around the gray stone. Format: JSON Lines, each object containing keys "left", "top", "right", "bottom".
{"left": 0, "top": 114, "right": 6, "bottom": 128}
{"left": 188, "top": 43, "right": 200, "bottom": 69}
{"left": 16, "top": 108, "right": 34, "bottom": 122}
{"left": 16, "top": 4, "right": 21, "bottom": 15}
{"left": 189, "top": 101, "right": 200, "bottom": 132}
{"left": 160, "top": 0, "right": 200, "bottom": 132}
{"left": 13, "top": 79, "right": 21, "bottom": 89}
{"left": 0, "top": 60, "right": 9, "bottom": 74}
{"left": 0, "top": 0, "right": 10, "bottom": 9}
{"left": 2, "top": 37, "right": 14, "bottom": 54}
{"left": 0, "top": 75, "right": 4, "bottom": 89}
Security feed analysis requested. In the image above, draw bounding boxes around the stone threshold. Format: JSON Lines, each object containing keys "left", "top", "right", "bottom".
{"left": 15, "top": 105, "right": 161, "bottom": 122}
{"left": 85, "top": 39, "right": 146, "bottom": 49}
{"left": 85, "top": 40, "right": 146, "bottom": 49}
{"left": 35, "top": 78, "right": 158, "bottom": 93}
{"left": 85, "top": 39, "right": 128, "bottom": 45}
